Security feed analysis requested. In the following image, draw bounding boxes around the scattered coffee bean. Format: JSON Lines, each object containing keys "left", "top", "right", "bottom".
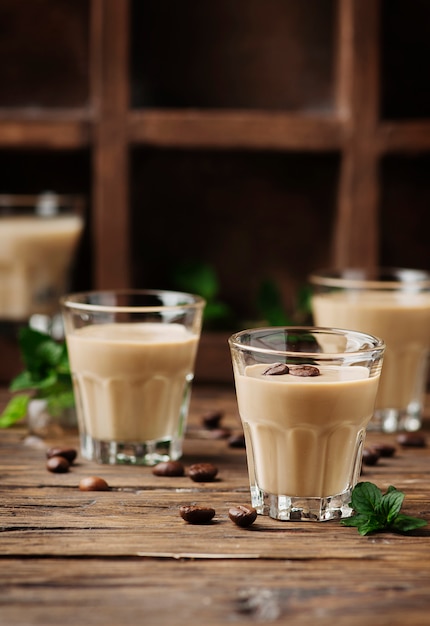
{"left": 228, "top": 504, "right": 257, "bottom": 528}
{"left": 46, "top": 456, "right": 69, "bottom": 473}
{"left": 188, "top": 462, "right": 218, "bottom": 482}
{"left": 206, "top": 427, "right": 232, "bottom": 440}
{"left": 228, "top": 432, "right": 246, "bottom": 449}
{"left": 152, "top": 461, "right": 185, "bottom": 477}
{"left": 179, "top": 505, "right": 216, "bottom": 524}
{"left": 263, "top": 362, "right": 289, "bottom": 376}
{"left": 396, "top": 432, "right": 426, "bottom": 448}
{"left": 46, "top": 447, "right": 77, "bottom": 464}
{"left": 362, "top": 447, "right": 380, "bottom": 466}
{"left": 79, "top": 476, "right": 109, "bottom": 491}
{"left": 371, "top": 443, "right": 396, "bottom": 458}
{"left": 202, "top": 410, "right": 224, "bottom": 430}
{"left": 289, "top": 365, "right": 320, "bottom": 377}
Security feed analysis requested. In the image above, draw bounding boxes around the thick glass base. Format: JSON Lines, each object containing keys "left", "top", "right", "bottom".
{"left": 82, "top": 435, "right": 183, "bottom": 465}
{"left": 251, "top": 485, "right": 354, "bottom": 522}
{"left": 368, "top": 407, "right": 422, "bottom": 433}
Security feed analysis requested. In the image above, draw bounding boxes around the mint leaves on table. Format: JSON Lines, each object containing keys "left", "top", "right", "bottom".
{"left": 341, "top": 481, "right": 427, "bottom": 535}
{"left": 0, "top": 327, "right": 74, "bottom": 428}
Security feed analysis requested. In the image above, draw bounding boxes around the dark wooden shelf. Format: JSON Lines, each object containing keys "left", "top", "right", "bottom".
{"left": 0, "top": 109, "right": 92, "bottom": 148}
{"left": 378, "top": 121, "right": 430, "bottom": 153}
{"left": 1, "top": 0, "right": 430, "bottom": 382}
{"left": 128, "top": 110, "right": 345, "bottom": 151}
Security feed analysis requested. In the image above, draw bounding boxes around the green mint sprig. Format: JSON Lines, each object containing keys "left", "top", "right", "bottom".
{"left": 341, "top": 481, "right": 427, "bottom": 535}
{"left": 0, "top": 327, "right": 74, "bottom": 428}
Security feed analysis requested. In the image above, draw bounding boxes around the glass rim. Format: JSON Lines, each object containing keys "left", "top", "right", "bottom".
{"left": 309, "top": 267, "right": 430, "bottom": 290}
{"left": 60, "top": 289, "right": 206, "bottom": 314}
{"left": 228, "top": 326, "right": 385, "bottom": 359}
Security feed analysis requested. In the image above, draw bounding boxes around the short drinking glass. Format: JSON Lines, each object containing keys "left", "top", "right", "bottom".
{"left": 229, "top": 327, "right": 384, "bottom": 522}
{"left": 310, "top": 268, "right": 430, "bottom": 432}
{"left": 61, "top": 290, "right": 205, "bottom": 465}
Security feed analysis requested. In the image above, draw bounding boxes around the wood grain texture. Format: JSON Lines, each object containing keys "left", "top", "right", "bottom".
{"left": 128, "top": 110, "right": 345, "bottom": 151}
{"left": 0, "top": 118, "right": 91, "bottom": 149}
{"left": 91, "top": 0, "right": 131, "bottom": 289}
{"left": 333, "top": 0, "right": 381, "bottom": 268}
{"left": 0, "top": 385, "right": 429, "bottom": 625}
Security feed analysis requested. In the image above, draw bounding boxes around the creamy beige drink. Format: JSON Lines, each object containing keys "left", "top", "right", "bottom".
{"left": 312, "top": 291, "right": 430, "bottom": 415}
{"left": 67, "top": 322, "right": 199, "bottom": 444}
{"left": 0, "top": 215, "right": 83, "bottom": 319}
{"left": 235, "top": 364, "right": 379, "bottom": 498}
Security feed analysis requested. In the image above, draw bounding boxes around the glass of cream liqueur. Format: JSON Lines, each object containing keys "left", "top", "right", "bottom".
{"left": 309, "top": 268, "right": 430, "bottom": 432}
{"left": 229, "top": 327, "right": 384, "bottom": 522}
{"left": 0, "top": 192, "right": 84, "bottom": 322}
{"left": 61, "top": 290, "right": 205, "bottom": 465}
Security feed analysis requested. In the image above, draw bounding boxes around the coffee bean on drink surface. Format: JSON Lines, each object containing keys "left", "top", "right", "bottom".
{"left": 179, "top": 505, "right": 216, "bottom": 524}
{"left": 46, "top": 456, "right": 69, "bottom": 473}
{"left": 262, "top": 362, "right": 289, "bottom": 376}
{"left": 46, "top": 447, "right": 77, "bottom": 464}
{"left": 228, "top": 505, "right": 257, "bottom": 528}
{"left": 396, "top": 432, "right": 426, "bottom": 447}
{"left": 289, "top": 365, "right": 320, "bottom": 377}
{"left": 188, "top": 462, "right": 218, "bottom": 482}
{"left": 152, "top": 461, "right": 185, "bottom": 477}
{"left": 79, "top": 476, "right": 109, "bottom": 491}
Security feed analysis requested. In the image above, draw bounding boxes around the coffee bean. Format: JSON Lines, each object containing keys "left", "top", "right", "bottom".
{"left": 79, "top": 476, "right": 109, "bottom": 491}
{"left": 188, "top": 462, "right": 218, "bottom": 482}
{"left": 201, "top": 410, "right": 224, "bottom": 430}
{"left": 228, "top": 504, "right": 257, "bottom": 528}
{"left": 206, "top": 427, "right": 232, "bottom": 440}
{"left": 289, "top": 365, "right": 320, "bottom": 377}
{"left": 46, "top": 456, "right": 69, "bottom": 473}
{"left": 262, "top": 362, "right": 289, "bottom": 376}
{"left": 371, "top": 443, "right": 396, "bottom": 458}
{"left": 179, "top": 505, "right": 215, "bottom": 524}
{"left": 152, "top": 461, "right": 185, "bottom": 477}
{"left": 46, "top": 447, "right": 77, "bottom": 464}
{"left": 396, "top": 433, "right": 426, "bottom": 448}
{"left": 362, "top": 447, "right": 380, "bottom": 466}
{"left": 228, "top": 432, "right": 246, "bottom": 449}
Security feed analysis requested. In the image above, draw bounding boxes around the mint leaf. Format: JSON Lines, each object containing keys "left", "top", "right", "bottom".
{"left": 17, "top": 327, "right": 64, "bottom": 378}
{"left": 391, "top": 514, "right": 428, "bottom": 534}
{"left": 57, "top": 344, "right": 71, "bottom": 374}
{"left": 0, "top": 395, "right": 30, "bottom": 428}
{"left": 379, "top": 487, "right": 404, "bottom": 524}
{"left": 257, "top": 279, "right": 293, "bottom": 326}
{"left": 9, "top": 370, "right": 35, "bottom": 392}
{"left": 35, "top": 339, "right": 63, "bottom": 368}
{"left": 46, "top": 390, "right": 75, "bottom": 417}
{"left": 341, "top": 482, "right": 427, "bottom": 535}
{"left": 341, "top": 512, "right": 385, "bottom": 536}
{"left": 350, "top": 481, "right": 382, "bottom": 514}
{"left": 2, "top": 327, "right": 75, "bottom": 429}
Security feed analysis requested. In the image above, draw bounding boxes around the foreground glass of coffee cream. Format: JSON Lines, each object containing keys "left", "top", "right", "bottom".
{"left": 229, "top": 327, "right": 384, "bottom": 522}
{"left": 309, "top": 268, "right": 430, "bottom": 432}
{"left": 61, "top": 290, "right": 205, "bottom": 465}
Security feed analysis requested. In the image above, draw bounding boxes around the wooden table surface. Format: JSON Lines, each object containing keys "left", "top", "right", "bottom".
{"left": 1, "top": 385, "right": 429, "bottom": 626}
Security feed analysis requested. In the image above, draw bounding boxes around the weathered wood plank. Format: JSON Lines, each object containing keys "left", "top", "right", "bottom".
{"left": 1, "top": 385, "right": 430, "bottom": 625}
{"left": 333, "top": 0, "right": 381, "bottom": 267}
{"left": 128, "top": 109, "right": 345, "bottom": 151}
{"left": 1, "top": 558, "right": 429, "bottom": 626}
